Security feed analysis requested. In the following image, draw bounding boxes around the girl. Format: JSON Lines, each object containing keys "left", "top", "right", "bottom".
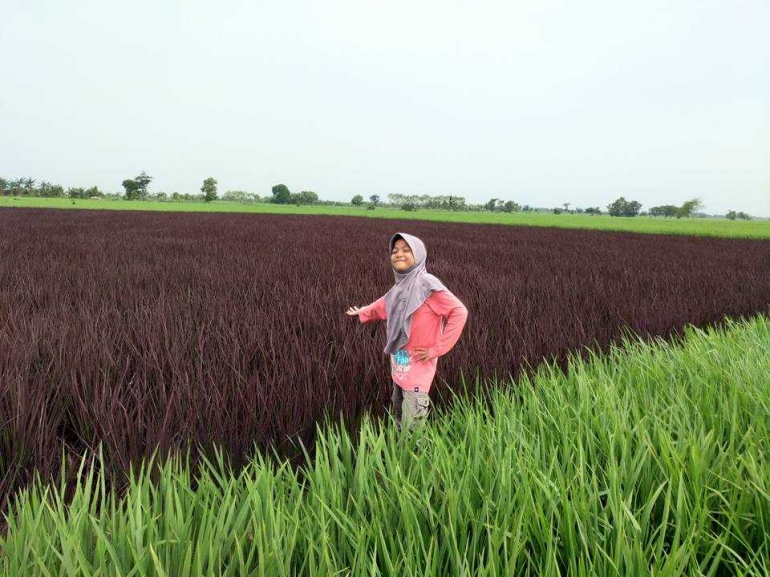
{"left": 346, "top": 232, "right": 468, "bottom": 430}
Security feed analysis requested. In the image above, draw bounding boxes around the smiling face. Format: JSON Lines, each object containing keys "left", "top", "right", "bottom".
{"left": 390, "top": 238, "right": 416, "bottom": 272}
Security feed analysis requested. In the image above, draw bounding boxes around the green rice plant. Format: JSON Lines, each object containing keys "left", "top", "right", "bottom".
{"left": 2, "top": 314, "right": 769, "bottom": 575}
{"left": 3, "top": 197, "right": 769, "bottom": 240}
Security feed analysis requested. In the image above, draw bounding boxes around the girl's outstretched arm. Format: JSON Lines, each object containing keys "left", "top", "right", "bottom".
{"left": 355, "top": 296, "right": 387, "bottom": 323}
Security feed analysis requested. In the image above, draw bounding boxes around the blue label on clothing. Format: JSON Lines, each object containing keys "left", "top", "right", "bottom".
{"left": 391, "top": 348, "right": 411, "bottom": 373}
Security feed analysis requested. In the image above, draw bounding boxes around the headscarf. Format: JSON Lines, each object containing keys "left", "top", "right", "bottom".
{"left": 383, "top": 232, "right": 448, "bottom": 355}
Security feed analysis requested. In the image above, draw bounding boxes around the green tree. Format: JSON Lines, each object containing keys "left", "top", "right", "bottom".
{"left": 650, "top": 205, "right": 679, "bottom": 218}
{"left": 122, "top": 179, "right": 139, "bottom": 200}
{"left": 503, "top": 200, "right": 520, "bottom": 213}
{"left": 351, "top": 194, "right": 364, "bottom": 206}
{"left": 122, "top": 171, "right": 153, "bottom": 200}
{"left": 201, "top": 177, "right": 218, "bottom": 202}
{"left": 484, "top": 198, "right": 499, "bottom": 212}
{"left": 676, "top": 198, "right": 704, "bottom": 219}
{"left": 271, "top": 183, "right": 292, "bottom": 204}
{"left": 296, "top": 190, "right": 318, "bottom": 205}
{"left": 369, "top": 194, "right": 380, "bottom": 207}
{"left": 40, "top": 182, "right": 64, "bottom": 198}
{"left": 135, "top": 172, "right": 152, "bottom": 200}
{"left": 607, "top": 197, "right": 642, "bottom": 217}
{"left": 223, "top": 190, "right": 247, "bottom": 201}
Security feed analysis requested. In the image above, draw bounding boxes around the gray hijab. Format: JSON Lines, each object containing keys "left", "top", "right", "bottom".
{"left": 383, "top": 232, "right": 448, "bottom": 355}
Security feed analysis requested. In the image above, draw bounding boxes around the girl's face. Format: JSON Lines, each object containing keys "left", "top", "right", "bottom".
{"left": 391, "top": 239, "right": 416, "bottom": 272}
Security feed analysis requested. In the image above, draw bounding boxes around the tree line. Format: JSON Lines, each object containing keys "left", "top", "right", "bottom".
{"left": 0, "top": 174, "right": 755, "bottom": 219}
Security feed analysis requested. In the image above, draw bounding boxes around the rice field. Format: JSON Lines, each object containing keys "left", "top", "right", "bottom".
{"left": 2, "top": 314, "right": 769, "bottom": 575}
{"left": 1, "top": 206, "right": 769, "bottom": 575}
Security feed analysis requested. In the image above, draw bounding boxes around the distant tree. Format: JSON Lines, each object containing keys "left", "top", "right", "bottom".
{"left": 726, "top": 210, "right": 737, "bottom": 220}
{"left": 85, "top": 186, "right": 103, "bottom": 198}
{"left": 20, "top": 177, "right": 35, "bottom": 194}
{"left": 484, "top": 198, "right": 499, "bottom": 212}
{"left": 122, "top": 171, "right": 153, "bottom": 200}
{"left": 222, "top": 190, "right": 246, "bottom": 201}
{"left": 401, "top": 202, "right": 418, "bottom": 211}
{"left": 155, "top": 192, "right": 168, "bottom": 201}
{"left": 607, "top": 197, "right": 625, "bottom": 217}
{"left": 201, "top": 177, "right": 218, "bottom": 202}
{"left": 553, "top": 207, "right": 563, "bottom": 214}
{"left": 650, "top": 205, "right": 679, "bottom": 218}
{"left": 271, "top": 183, "right": 292, "bottom": 204}
{"left": 607, "top": 197, "right": 642, "bottom": 217}
{"left": 449, "top": 195, "right": 467, "bottom": 211}
{"left": 8, "top": 179, "right": 24, "bottom": 196}
{"left": 351, "top": 194, "right": 364, "bottom": 206}
{"left": 502, "top": 200, "right": 520, "bottom": 213}
{"left": 562, "top": 202, "right": 571, "bottom": 213}
{"left": 67, "top": 187, "right": 86, "bottom": 199}
{"left": 0, "top": 177, "right": 7, "bottom": 195}
{"left": 297, "top": 190, "right": 318, "bottom": 205}
{"left": 676, "top": 198, "right": 704, "bottom": 219}
{"left": 585, "top": 207, "right": 602, "bottom": 216}
{"left": 135, "top": 172, "right": 152, "bottom": 200}
{"left": 122, "top": 179, "right": 139, "bottom": 200}
{"left": 387, "top": 193, "right": 404, "bottom": 206}
{"left": 41, "top": 182, "right": 64, "bottom": 198}
{"left": 369, "top": 194, "right": 380, "bottom": 207}
{"left": 627, "top": 200, "right": 642, "bottom": 216}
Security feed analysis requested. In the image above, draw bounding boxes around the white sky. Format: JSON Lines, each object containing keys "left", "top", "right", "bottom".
{"left": 1, "top": 0, "right": 768, "bottom": 215}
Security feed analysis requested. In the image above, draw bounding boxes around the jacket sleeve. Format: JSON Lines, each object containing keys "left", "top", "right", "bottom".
{"left": 358, "top": 296, "right": 387, "bottom": 323}
{"left": 425, "top": 290, "right": 468, "bottom": 359}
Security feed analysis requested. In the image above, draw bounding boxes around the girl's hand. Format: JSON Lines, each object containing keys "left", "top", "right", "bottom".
{"left": 346, "top": 306, "right": 362, "bottom": 316}
{"left": 413, "top": 347, "right": 432, "bottom": 362}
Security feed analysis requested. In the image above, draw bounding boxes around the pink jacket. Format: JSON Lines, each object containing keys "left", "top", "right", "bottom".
{"left": 359, "top": 290, "right": 468, "bottom": 393}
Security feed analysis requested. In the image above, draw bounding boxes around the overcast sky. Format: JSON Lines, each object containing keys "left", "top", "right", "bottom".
{"left": 2, "top": 0, "right": 768, "bottom": 215}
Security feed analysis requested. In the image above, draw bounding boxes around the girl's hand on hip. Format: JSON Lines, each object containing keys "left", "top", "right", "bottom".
{"left": 346, "top": 306, "right": 362, "bottom": 316}
{"left": 413, "top": 347, "right": 432, "bottom": 361}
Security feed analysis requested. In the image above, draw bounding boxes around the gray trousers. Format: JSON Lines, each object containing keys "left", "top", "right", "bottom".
{"left": 391, "top": 382, "right": 431, "bottom": 430}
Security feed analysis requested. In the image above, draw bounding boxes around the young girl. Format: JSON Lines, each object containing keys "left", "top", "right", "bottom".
{"left": 346, "top": 232, "right": 468, "bottom": 430}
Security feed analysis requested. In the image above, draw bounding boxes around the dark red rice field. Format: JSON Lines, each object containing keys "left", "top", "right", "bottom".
{"left": 1, "top": 207, "right": 769, "bottom": 507}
